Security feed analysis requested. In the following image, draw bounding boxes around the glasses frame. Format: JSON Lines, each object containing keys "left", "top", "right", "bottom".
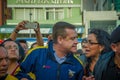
{"left": 86, "top": 40, "right": 100, "bottom": 46}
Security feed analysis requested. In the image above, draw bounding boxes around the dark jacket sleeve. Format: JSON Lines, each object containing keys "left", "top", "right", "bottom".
{"left": 93, "top": 51, "right": 114, "bottom": 80}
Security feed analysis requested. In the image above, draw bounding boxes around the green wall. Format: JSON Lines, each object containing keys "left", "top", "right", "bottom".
{"left": 7, "top": 0, "right": 82, "bottom": 25}
{"left": 8, "top": 0, "right": 81, "bottom": 5}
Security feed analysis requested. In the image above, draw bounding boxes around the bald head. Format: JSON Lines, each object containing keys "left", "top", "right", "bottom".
{"left": 0, "top": 46, "right": 9, "bottom": 78}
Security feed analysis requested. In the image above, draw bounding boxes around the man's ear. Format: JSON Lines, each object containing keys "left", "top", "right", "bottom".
{"left": 111, "top": 43, "right": 117, "bottom": 52}
{"left": 57, "top": 36, "right": 63, "bottom": 44}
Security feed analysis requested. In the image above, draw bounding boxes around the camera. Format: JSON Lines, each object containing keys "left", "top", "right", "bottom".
{"left": 25, "top": 22, "right": 37, "bottom": 29}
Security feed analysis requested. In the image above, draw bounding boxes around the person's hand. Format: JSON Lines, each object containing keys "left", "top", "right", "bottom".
{"left": 82, "top": 75, "right": 95, "bottom": 80}
{"left": 15, "top": 21, "right": 28, "bottom": 31}
{"left": 33, "top": 22, "right": 40, "bottom": 33}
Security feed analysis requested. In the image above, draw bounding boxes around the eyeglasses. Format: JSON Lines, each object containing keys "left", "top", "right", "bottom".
{"left": 5, "top": 45, "right": 18, "bottom": 50}
{"left": 86, "top": 40, "right": 100, "bottom": 46}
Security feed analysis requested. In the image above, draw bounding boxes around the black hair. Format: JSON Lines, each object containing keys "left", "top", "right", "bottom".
{"left": 89, "top": 28, "right": 112, "bottom": 54}
{"left": 17, "top": 39, "right": 27, "bottom": 44}
{"left": 1, "top": 38, "right": 13, "bottom": 45}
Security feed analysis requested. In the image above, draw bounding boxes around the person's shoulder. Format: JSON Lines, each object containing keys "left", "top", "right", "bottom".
{"left": 73, "top": 54, "right": 84, "bottom": 68}
{"left": 28, "top": 46, "right": 48, "bottom": 52}
{"left": 26, "top": 46, "right": 48, "bottom": 56}
{"left": 100, "top": 51, "right": 114, "bottom": 60}
{"left": 5, "top": 74, "right": 18, "bottom": 80}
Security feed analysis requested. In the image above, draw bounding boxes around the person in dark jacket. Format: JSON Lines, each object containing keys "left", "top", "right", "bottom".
{"left": 15, "top": 21, "right": 84, "bottom": 80}
{"left": 82, "top": 28, "right": 112, "bottom": 80}
{"left": 94, "top": 25, "right": 120, "bottom": 80}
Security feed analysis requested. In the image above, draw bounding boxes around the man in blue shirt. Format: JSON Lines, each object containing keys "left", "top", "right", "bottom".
{"left": 15, "top": 21, "right": 84, "bottom": 80}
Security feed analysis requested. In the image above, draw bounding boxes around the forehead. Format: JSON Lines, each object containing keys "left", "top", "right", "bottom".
{"left": 88, "top": 33, "right": 97, "bottom": 41}
{"left": 0, "top": 47, "right": 7, "bottom": 58}
{"left": 65, "top": 28, "right": 77, "bottom": 36}
{"left": 4, "top": 41, "right": 17, "bottom": 46}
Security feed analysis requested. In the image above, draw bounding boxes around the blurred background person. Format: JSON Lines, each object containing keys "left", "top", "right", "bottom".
{"left": 81, "top": 38, "right": 87, "bottom": 54}
{"left": 75, "top": 49, "right": 83, "bottom": 57}
{"left": 79, "top": 38, "right": 88, "bottom": 68}
{"left": 16, "top": 39, "right": 28, "bottom": 54}
{"left": 30, "top": 42, "right": 38, "bottom": 49}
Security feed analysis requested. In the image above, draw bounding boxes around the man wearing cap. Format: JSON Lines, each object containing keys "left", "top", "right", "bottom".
{"left": 93, "top": 25, "right": 120, "bottom": 80}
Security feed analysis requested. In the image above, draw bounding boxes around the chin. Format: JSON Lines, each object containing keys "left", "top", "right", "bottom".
{"left": 85, "top": 54, "right": 91, "bottom": 58}
{"left": 71, "top": 50, "right": 77, "bottom": 53}
{"left": 0, "top": 73, "right": 7, "bottom": 77}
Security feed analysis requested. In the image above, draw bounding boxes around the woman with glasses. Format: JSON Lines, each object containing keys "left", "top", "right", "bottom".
{"left": 82, "top": 28, "right": 112, "bottom": 80}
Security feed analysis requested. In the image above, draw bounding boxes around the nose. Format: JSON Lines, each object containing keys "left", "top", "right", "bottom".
{"left": 74, "top": 38, "right": 78, "bottom": 44}
{"left": 1, "top": 59, "right": 8, "bottom": 66}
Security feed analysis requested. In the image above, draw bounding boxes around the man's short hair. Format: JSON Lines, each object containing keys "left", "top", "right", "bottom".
{"left": 52, "top": 21, "right": 76, "bottom": 43}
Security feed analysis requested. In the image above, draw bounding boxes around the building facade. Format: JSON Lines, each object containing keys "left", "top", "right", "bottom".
{"left": 82, "top": 0, "right": 119, "bottom": 37}
{"left": 0, "top": 0, "right": 7, "bottom": 26}
{"left": 0, "top": 0, "right": 84, "bottom": 39}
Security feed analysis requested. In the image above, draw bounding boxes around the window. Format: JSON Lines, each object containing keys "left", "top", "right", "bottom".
{"left": 15, "top": 8, "right": 24, "bottom": 20}
{"left": 67, "top": 7, "right": 72, "bottom": 18}
{"left": 36, "top": 8, "right": 44, "bottom": 20}
{"left": 46, "top": 8, "right": 64, "bottom": 20}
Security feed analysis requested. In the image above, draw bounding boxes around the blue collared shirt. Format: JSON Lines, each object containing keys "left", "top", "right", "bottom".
{"left": 54, "top": 52, "right": 66, "bottom": 64}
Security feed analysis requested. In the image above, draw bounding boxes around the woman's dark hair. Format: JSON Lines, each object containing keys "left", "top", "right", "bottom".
{"left": 89, "top": 28, "right": 112, "bottom": 54}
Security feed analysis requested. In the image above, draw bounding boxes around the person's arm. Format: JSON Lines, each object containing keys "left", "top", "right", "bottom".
{"left": 15, "top": 50, "right": 37, "bottom": 80}
{"left": 10, "top": 21, "right": 28, "bottom": 41}
{"left": 34, "top": 22, "right": 44, "bottom": 46}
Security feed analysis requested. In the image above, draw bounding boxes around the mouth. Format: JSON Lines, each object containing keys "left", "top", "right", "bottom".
{"left": 85, "top": 49, "right": 90, "bottom": 54}
{"left": 0, "top": 69, "right": 7, "bottom": 73}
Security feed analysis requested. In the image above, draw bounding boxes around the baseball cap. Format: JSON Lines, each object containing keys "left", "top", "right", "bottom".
{"left": 110, "top": 25, "right": 120, "bottom": 43}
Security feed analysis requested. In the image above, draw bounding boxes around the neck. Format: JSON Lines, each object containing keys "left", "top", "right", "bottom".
{"left": 53, "top": 44, "right": 67, "bottom": 58}
{"left": 89, "top": 55, "right": 99, "bottom": 72}
{"left": 91, "top": 55, "right": 99, "bottom": 63}
{"left": 7, "top": 61, "right": 18, "bottom": 74}
{"left": 114, "top": 54, "right": 120, "bottom": 68}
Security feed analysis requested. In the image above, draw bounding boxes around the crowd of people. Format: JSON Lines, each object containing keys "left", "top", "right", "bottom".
{"left": 0, "top": 20, "right": 120, "bottom": 80}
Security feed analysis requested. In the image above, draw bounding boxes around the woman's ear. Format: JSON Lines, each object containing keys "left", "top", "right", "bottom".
{"left": 99, "top": 45, "right": 104, "bottom": 53}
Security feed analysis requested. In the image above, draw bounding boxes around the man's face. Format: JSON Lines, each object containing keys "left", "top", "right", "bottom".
{"left": 0, "top": 47, "right": 9, "bottom": 78}
{"left": 59, "top": 28, "right": 78, "bottom": 53}
{"left": 111, "top": 42, "right": 120, "bottom": 57}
